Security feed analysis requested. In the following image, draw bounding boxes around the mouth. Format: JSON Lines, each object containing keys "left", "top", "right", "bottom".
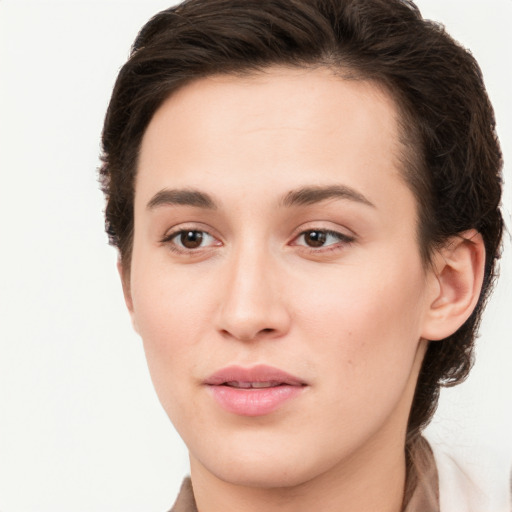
{"left": 204, "top": 365, "right": 307, "bottom": 416}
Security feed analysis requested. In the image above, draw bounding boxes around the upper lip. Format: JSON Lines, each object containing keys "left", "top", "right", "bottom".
{"left": 204, "top": 364, "right": 306, "bottom": 387}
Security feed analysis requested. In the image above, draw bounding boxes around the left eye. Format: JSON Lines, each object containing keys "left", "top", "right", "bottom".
{"left": 168, "top": 230, "right": 217, "bottom": 250}
{"left": 294, "top": 229, "right": 352, "bottom": 248}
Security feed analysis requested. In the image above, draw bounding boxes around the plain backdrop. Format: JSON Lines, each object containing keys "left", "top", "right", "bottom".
{"left": 0, "top": 1, "right": 511, "bottom": 511}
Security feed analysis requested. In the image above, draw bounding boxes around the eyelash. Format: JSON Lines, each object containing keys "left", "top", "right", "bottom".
{"left": 292, "top": 229, "right": 355, "bottom": 253}
{"left": 160, "top": 227, "right": 355, "bottom": 255}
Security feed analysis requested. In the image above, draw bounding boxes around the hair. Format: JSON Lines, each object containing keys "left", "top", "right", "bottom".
{"left": 100, "top": 0, "right": 503, "bottom": 444}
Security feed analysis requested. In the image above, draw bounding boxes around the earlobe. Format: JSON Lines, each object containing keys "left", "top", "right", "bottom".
{"left": 117, "top": 259, "right": 139, "bottom": 333}
{"left": 421, "top": 229, "right": 485, "bottom": 341}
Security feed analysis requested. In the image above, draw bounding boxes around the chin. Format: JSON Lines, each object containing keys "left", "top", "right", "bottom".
{"left": 205, "top": 457, "right": 319, "bottom": 489}
{"left": 190, "top": 433, "right": 349, "bottom": 490}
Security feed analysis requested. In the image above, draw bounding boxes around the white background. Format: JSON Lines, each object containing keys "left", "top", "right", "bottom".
{"left": 0, "top": 1, "right": 510, "bottom": 511}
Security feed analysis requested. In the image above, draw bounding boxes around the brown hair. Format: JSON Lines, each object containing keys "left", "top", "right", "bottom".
{"left": 100, "top": 0, "right": 503, "bottom": 440}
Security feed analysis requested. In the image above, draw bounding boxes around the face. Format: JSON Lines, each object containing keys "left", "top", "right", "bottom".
{"left": 126, "top": 67, "right": 438, "bottom": 489}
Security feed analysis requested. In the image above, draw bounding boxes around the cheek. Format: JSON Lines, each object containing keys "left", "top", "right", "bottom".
{"left": 131, "top": 280, "right": 215, "bottom": 432}
{"left": 288, "top": 274, "right": 425, "bottom": 450}
{"left": 306, "top": 247, "right": 426, "bottom": 333}
{"left": 129, "top": 257, "right": 217, "bottom": 395}
{"left": 296, "top": 256, "right": 427, "bottom": 388}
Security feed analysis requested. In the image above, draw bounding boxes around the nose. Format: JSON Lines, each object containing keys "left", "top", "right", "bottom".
{"left": 215, "top": 246, "right": 291, "bottom": 342}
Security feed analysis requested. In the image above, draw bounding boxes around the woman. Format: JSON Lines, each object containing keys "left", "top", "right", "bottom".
{"left": 99, "top": 0, "right": 504, "bottom": 510}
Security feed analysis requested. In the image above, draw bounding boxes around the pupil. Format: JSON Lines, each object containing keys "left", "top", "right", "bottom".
{"left": 305, "top": 230, "right": 326, "bottom": 247}
{"left": 181, "top": 231, "right": 203, "bottom": 249}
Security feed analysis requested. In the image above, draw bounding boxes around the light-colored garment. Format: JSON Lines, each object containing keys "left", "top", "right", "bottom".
{"left": 430, "top": 442, "right": 512, "bottom": 512}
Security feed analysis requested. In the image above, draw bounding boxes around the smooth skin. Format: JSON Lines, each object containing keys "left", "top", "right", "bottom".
{"left": 121, "top": 67, "right": 485, "bottom": 512}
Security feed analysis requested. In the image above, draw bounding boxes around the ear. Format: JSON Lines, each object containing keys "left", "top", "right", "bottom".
{"left": 421, "top": 229, "right": 486, "bottom": 341}
{"left": 117, "top": 259, "right": 139, "bottom": 334}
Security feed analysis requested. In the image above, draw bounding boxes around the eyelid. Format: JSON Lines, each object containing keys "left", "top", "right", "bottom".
{"left": 289, "top": 221, "right": 355, "bottom": 240}
{"left": 161, "top": 222, "right": 218, "bottom": 240}
{"left": 294, "top": 229, "right": 353, "bottom": 244}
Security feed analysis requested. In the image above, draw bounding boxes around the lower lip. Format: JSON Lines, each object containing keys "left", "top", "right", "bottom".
{"left": 208, "top": 385, "right": 304, "bottom": 416}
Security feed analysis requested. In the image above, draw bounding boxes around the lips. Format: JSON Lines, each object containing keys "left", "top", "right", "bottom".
{"left": 204, "top": 365, "right": 306, "bottom": 416}
{"left": 205, "top": 365, "right": 306, "bottom": 387}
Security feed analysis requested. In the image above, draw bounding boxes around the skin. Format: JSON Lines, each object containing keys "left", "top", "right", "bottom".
{"left": 121, "top": 67, "right": 484, "bottom": 512}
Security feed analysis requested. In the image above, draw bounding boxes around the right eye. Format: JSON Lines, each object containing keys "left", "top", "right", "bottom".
{"left": 162, "top": 229, "right": 221, "bottom": 253}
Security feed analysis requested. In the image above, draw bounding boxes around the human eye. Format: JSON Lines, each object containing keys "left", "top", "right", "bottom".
{"left": 160, "top": 228, "right": 221, "bottom": 254}
{"left": 291, "top": 229, "right": 355, "bottom": 252}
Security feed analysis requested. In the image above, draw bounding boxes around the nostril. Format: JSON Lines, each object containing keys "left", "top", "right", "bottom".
{"left": 219, "top": 326, "right": 276, "bottom": 341}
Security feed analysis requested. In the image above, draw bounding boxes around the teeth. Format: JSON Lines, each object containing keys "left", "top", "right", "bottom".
{"left": 225, "top": 381, "right": 280, "bottom": 389}
{"left": 226, "top": 381, "right": 251, "bottom": 389}
{"left": 251, "top": 381, "right": 276, "bottom": 388}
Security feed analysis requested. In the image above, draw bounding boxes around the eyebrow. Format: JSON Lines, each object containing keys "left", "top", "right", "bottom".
{"left": 146, "top": 188, "right": 217, "bottom": 210}
{"left": 281, "top": 185, "right": 375, "bottom": 208}
{"left": 146, "top": 184, "right": 375, "bottom": 211}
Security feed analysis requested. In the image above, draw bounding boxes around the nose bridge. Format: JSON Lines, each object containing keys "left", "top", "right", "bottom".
{"left": 216, "top": 237, "right": 289, "bottom": 341}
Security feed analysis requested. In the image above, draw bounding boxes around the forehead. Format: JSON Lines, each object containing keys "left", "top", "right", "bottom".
{"left": 136, "top": 66, "right": 411, "bottom": 215}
